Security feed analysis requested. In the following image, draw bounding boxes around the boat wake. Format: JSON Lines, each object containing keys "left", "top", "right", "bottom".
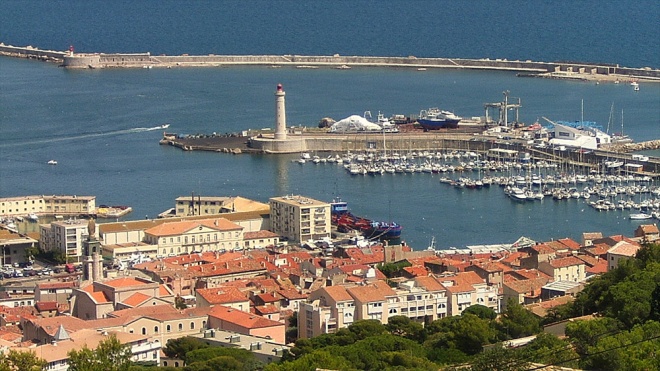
{"left": 0, "top": 126, "right": 167, "bottom": 148}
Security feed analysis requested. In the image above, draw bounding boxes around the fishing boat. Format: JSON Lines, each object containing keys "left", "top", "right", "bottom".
{"left": 417, "top": 108, "right": 461, "bottom": 130}
{"left": 331, "top": 199, "right": 402, "bottom": 240}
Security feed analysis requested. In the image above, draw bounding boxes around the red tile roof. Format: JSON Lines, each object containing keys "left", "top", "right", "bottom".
{"left": 403, "top": 265, "right": 428, "bottom": 277}
{"left": 557, "top": 238, "right": 581, "bottom": 250}
{"left": 197, "top": 287, "right": 249, "bottom": 305}
{"left": 82, "top": 285, "right": 111, "bottom": 303}
{"left": 608, "top": 241, "right": 641, "bottom": 257}
{"left": 548, "top": 256, "right": 584, "bottom": 268}
{"left": 414, "top": 276, "right": 445, "bottom": 292}
{"left": 346, "top": 280, "right": 396, "bottom": 303}
{"left": 144, "top": 218, "right": 242, "bottom": 237}
{"left": 35, "top": 301, "right": 59, "bottom": 312}
{"left": 103, "top": 277, "right": 148, "bottom": 288}
{"left": 121, "top": 292, "right": 151, "bottom": 307}
{"left": 209, "top": 305, "right": 283, "bottom": 329}
{"left": 321, "top": 286, "right": 353, "bottom": 303}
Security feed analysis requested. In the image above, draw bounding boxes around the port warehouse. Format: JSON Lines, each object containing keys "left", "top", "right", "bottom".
{"left": 1, "top": 44, "right": 658, "bottom": 79}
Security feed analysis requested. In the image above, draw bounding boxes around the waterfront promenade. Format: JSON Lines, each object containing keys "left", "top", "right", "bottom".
{"left": 2, "top": 43, "right": 659, "bottom": 82}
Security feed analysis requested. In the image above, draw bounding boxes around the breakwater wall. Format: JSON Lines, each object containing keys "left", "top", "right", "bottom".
{"left": 3, "top": 42, "right": 658, "bottom": 80}
{"left": 0, "top": 44, "right": 66, "bottom": 62}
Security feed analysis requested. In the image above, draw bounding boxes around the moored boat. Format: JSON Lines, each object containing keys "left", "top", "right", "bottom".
{"left": 417, "top": 108, "right": 461, "bottom": 130}
{"left": 629, "top": 213, "right": 652, "bottom": 220}
{"left": 331, "top": 199, "right": 402, "bottom": 240}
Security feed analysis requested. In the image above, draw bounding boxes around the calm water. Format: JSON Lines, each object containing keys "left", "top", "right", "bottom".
{"left": 1, "top": 1, "right": 659, "bottom": 248}
{"left": 0, "top": 0, "right": 658, "bottom": 68}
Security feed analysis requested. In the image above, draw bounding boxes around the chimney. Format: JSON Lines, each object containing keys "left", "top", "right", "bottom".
{"left": 225, "top": 262, "right": 229, "bottom": 269}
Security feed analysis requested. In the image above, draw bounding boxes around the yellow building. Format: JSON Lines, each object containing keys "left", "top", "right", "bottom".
{"left": 0, "top": 195, "right": 96, "bottom": 217}
{"left": 143, "top": 218, "right": 244, "bottom": 256}
{"left": 269, "top": 195, "right": 330, "bottom": 243}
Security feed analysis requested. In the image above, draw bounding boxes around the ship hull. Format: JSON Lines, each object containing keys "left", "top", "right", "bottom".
{"left": 417, "top": 118, "right": 461, "bottom": 130}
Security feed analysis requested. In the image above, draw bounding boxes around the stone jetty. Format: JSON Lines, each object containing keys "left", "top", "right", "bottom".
{"left": 1, "top": 43, "right": 659, "bottom": 82}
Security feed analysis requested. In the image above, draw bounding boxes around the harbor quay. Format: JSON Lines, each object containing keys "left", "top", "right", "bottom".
{"left": 161, "top": 130, "right": 660, "bottom": 177}
{"left": 1, "top": 43, "right": 659, "bottom": 82}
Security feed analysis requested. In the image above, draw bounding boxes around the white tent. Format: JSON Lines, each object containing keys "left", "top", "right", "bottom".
{"left": 329, "top": 115, "right": 383, "bottom": 133}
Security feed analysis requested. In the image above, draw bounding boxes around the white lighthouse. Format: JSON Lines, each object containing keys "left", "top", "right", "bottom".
{"left": 274, "top": 83, "right": 287, "bottom": 140}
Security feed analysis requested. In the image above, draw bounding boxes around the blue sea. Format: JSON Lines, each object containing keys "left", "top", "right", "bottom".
{"left": 0, "top": 1, "right": 659, "bottom": 248}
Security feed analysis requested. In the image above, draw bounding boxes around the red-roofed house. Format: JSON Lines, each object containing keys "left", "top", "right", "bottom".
{"left": 71, "top": 277, "right": 174, "bottom": 320}
{"left": 502, "top": 277, "right": 550, "bottom": 309}
{"left": 607, "top": 241, "right": 642, "bottom": 271}
{"left": 634, "top": 224, "right": 659, "bottom": 242}
{"left": 208, "top": 305, "right": 285, "bottom": 344}
{"left": 35, "top": 281, "right": 77, "bottom": 304}
{"left": 196, "top": 287, "right": 250, "bottom": 310}
{"left": 34, "top": 301, "right": 59, "bottom": 317}
{"left": 437, "top": 271, "right": 499, "bottom": 315}
{"left": 538, "top": 256, "right": 586, "bottom": 282}
{"left": 243, "top": 230, "right": 280, "bottom": 249}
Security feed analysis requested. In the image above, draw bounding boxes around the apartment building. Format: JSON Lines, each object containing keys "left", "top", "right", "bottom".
{"left": 436, "top": 271, "right": 500, "bottom": 315}
{"left": 39, "top": 218, "right": 90, "bottom": 263}
{"left": 299, "top": 277, "right": 451, "bottom": 339}
{"left": 269, "top": 195, "right": 331, "bottom": 243}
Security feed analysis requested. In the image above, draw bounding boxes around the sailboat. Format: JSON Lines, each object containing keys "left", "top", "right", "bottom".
{"left": 611, "top": 108, "right": 632, "bottom": 143}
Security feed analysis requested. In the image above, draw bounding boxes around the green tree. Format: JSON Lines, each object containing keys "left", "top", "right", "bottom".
{"left": 67, "top": 346, "right": 99, "bottom": 371}
{"left": 385, "top": 315, "right": 425, "bottom": 341}
{"left": 163, "top": 336, "right": 209, "bottom": 362}
{"left": 425, "top": 314, "right": 496, "bottom": 356}
{"left": 520, "top": 332, "right": 579, "bottom": 369}
{"left": 68, "top": 334, "right": 132, "bottom": 371}
{"left": 463, "top": 304, "right": 497, "bottom": 320}
{"left": 468, "top": 346, "right": 529, "bottom": 371}
{"left": 347, "top": 319, "right": 386, "bottom": 340}
{"left": 651, "top": 283, "right": 660, "bottom": 321}
{"left": 285, "top": 311, "right": 298, "bottom": 344}
{"left": 174, "top": 295, "right": 188, "bottom": 310}
{"left": 376, "top": 261, "right": 412, "bottom": 278}
{"left": 1, "top": 350, "right": 46, "bottom": 371}
{"left": 496, "top": 299, "right": 541, "bottom": 340}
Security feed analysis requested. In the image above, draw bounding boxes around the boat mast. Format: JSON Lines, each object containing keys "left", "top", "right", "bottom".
{"left": 621, "top": 109, "right": 624, "bottom": 136}
{"left": 607, "top": 102, "right": 614, "bottom": 134}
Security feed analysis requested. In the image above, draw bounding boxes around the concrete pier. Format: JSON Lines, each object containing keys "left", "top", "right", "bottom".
{"left": 1, "top": 43, "right": 658, "bottom": 82}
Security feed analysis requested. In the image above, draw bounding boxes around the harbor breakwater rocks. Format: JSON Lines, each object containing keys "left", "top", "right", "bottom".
{"left": 609, "top": 139, "right": 660, "bottom": 153}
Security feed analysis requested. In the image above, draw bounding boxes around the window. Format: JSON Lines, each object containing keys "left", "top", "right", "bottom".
{"left": 142, "top": 327, "right": 146, "bottom": 335}
{"left": 178, "top": 323, "right": 183, "bottom": 331}
{"left": 154, "top": 326, "right": 159, "bottom": 333}
{"left": 190, "top": 322, "right": 195, "bottom": 330}
{"left": 166, "top": 325, "right": 171, "bottom": 332}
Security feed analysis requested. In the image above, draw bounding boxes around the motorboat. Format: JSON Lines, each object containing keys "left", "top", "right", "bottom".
{"left": 47, "top": 160, "right": 57, "bottom": 165}
{"left": 629, "top": 213, "right": 652, "bottom": 220}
